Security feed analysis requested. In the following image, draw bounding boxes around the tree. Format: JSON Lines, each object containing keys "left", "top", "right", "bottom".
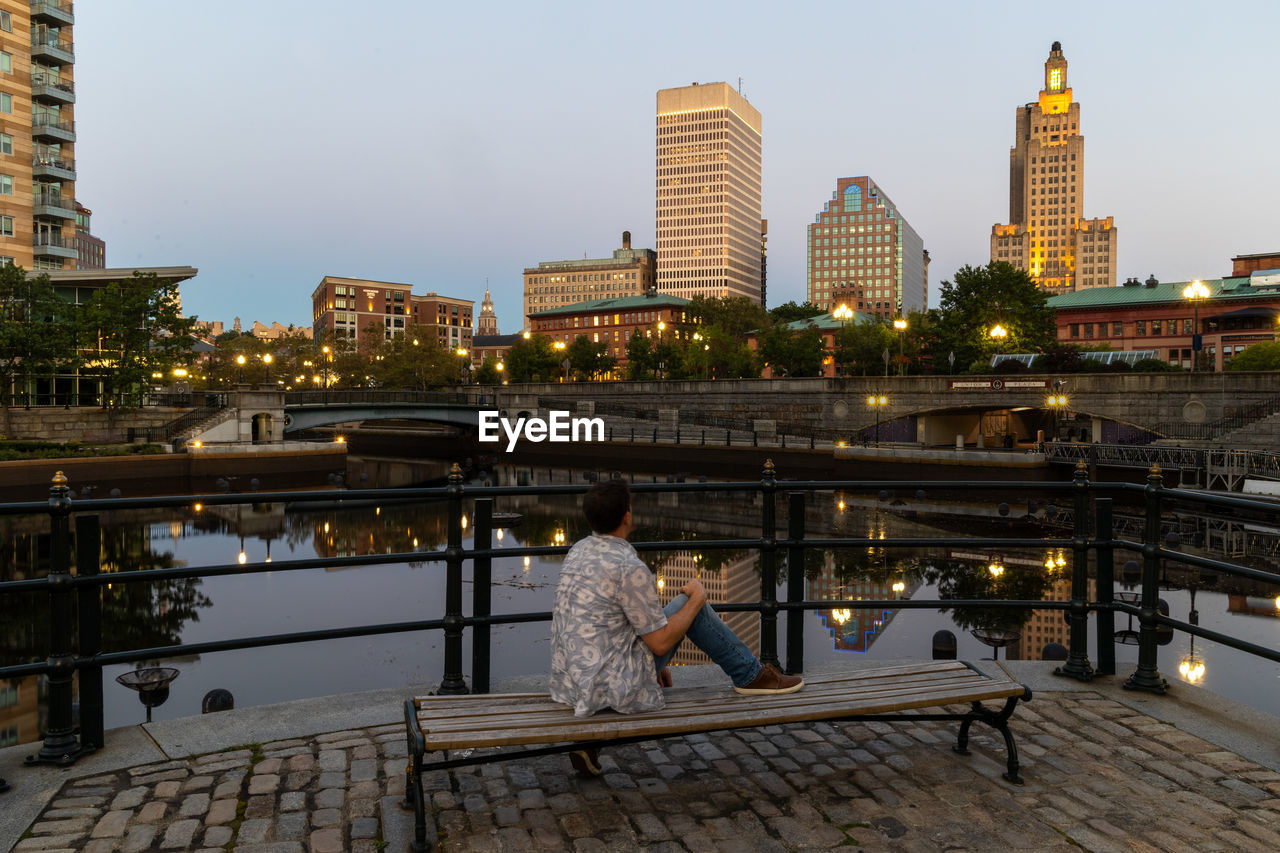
{"left": 474, "top": 355, "right": 502, "bottom": 385}
{"left": 566, "top": 336, "right": 616, "bottom": 381}
{"left": 503, "top": 334, "right": 559, "bottom": 383}
{"left": 624, "top": 332, "right": 655, "bottom": 380}
{"left": 930, "top": 262, "right": 1058, "bottom": 374}
{"left": 682, "top": 295, "right": 770, "bottom": 340}
{"left": 369, "top": 324, "right": 458, "bottom": 389}
{"left": 758, "top": 325, "right": 826, "bottom": 377}
{"left": 833, "top": 318, "right": 895, "bottom": 376}
{"left": 79, "top": 272, "right": 197, "bottom": 410}
{"left": 685, "top": 327, "right": 757, "bottom": 380}
{"left": 0, "top": 265, "right": 72, "bottom": 434}
{"left": 768, "top": 301, "right": 825, "bottom": 324}
{"left": 1226, "top": 342, "right": 1280, "bottom": 372}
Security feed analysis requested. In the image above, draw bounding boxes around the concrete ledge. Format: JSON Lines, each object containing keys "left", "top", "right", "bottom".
{"left": 835, "top": 445, "right": 1048, "bottom": 467}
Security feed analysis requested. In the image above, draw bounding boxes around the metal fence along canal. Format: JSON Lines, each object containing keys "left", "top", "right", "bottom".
{"left": 1, "top": 459, "right": 1278, "bottom": 771}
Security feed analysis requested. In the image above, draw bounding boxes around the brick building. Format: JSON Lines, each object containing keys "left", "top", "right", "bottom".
{"left": 1047, "top": 271, "right": 1280, "bottom": 371}
{"left": 527, "top": 291, "right": 689, "bottom": 377}
{"left": 311, "top": 275, "right": 472, "bottom": 354}
{"left": 523, "top": 233, "right": 655, "bottom": 329}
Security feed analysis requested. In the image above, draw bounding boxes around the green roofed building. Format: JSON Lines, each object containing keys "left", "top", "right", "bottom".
{"left": 528, "top": 290, "right": 690, "bottom": 374}
{"left": 1047, "top": 271, "right": 1280, "bottom": 370}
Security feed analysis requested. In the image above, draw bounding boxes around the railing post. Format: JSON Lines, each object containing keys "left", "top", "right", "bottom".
{"left": 26, "top": 472, "right": 93, "bottom": 766}
{"left": 1055, "top": 460, "right": 1094, "bottom": 681}
{"left": 758, "top": 459, "right": 779, "bottom": 668}
{"left": 470, "top": 499, "right": 492, "bottom": 694}
{"left": 437, "top": 464, "right": 469, "bottom": 695}
{"left": 76, "top": 514, "right": 104, "bottom": 749}
{"left": 1094, "top": 498, "right": 1115, "bottom": 677}
{"left": 1125, "top": 464, "right": 1169, "bottom": 694}
{"left": 725, "top": 430, "right": 730, "bottom": 447}
{"left": 785, "top": 492, "right": 806, "bottom": 675}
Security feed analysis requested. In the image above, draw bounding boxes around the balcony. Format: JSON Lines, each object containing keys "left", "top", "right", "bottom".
{"left": 31, "top": 114, "right": 75, "bottom": 143}
{"left": 31, "top": 35, "right": 74, "bottom": 65}
{"left": 32, "top": 152, "right": 75, "bottom": 181}
{"left": 33, "top": 234, "right": 77, "bottom": 260}
{"left": 30, "top": 1, "right": 74, "bottom": 26}
{"left": 33, "top": 192, "right": 74, "bottom": 219}
{"left": 31, "top": 71, "right": 74, "bottom": 104}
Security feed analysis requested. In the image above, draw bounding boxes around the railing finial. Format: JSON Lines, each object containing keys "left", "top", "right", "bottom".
{"left": 1148, "top": 462, "right": 1162, "bottom": 477}
{"left": 762, "top": 458, "right": 775, "bottom": 480}
{"left": 51, "top": 470, "right": 67, "bottom": 488}
{"left": 449, "top": 463, "right": 463, "bottom": 482}
{"left": 1073, "top": 459, "right": 1088, "bottom": 477}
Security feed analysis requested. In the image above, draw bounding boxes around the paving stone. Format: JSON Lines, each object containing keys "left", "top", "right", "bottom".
{"left": 205, "top": 798, "right": 237, "bottom": 825}
{"left": 314, "top": 787, "right": 345, "bottom": 809}
{"left": 202, "top": 825, "right": 233, "bottom": 847}
{"left": 277, "top": 811, "right": 308, "bottom": 840}
{"left": 279, "top": 790, "right": 307, "bottom": 811}
{"left": 159, "top": 818, "right": 199, "bottom": 849}
{"left": 247, "top": 773, "right": 280, "bottom": 795}
{"left": 136, "top": 800, "right": 168, "bottom": 823}
{"left": 90, "top": 809, "right": 132, "bottom": 838}
{"left": 351, "top": 816, "right": 379, "bottom": 838}
{"left": 237, "top": 817, "right": 272, "bottom": 843}
{"left": 121, "top": 824, "right": 157, "bottom": 853}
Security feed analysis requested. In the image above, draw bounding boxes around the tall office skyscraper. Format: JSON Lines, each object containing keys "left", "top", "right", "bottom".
{"left": 656, "top": 82, "right": 763, "bottom": 303}
{"left": 806, "top": 177, "right": 926, "bottom": 318}
{"left": 991, "top": 42, "right": 1116, "bottom": 291}
{"left": 0, "top": 0, "right": 78, "bottom": 271}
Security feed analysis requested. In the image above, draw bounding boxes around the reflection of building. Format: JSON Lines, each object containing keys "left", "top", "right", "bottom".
{"left": 655, "top": 551, "right": 759, "bottom": 667}
{"left": 808, "top": 552, "right": 901, "bottom": 653}
{"left": 0, "top": 677, "right": 43, "bottom": 748}
{"left": 806, "top": 177, "right": 926, "bottom": 319}
{"left": 990, "top": 42, "right": 1117, "bottom": 292}
{"left": 1227, "top": 595, "right": 1280, "bottom": 619}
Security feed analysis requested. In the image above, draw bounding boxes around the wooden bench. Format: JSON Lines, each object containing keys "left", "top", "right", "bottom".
{"left": 402, "top": 660, "right": 1032, "bottom": 852}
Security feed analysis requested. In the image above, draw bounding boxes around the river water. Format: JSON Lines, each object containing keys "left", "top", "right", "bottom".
{"left": 2, "top": 460, "right": 1278, "bottom": 746}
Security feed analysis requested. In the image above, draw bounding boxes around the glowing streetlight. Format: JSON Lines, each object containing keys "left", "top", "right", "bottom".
{"left": 988, "top": 558, "right": 1005, "bottom": 578}
{"left": 235, "top": 353, "right": 246, "bottom": 383}
{"left": 832, "top": 608, "right": 852, "bottom": 625}
{"left": 1046, "top": 393, "right": 1068, "bottom": 442}
{"left": 1183, "top": 280, "right": 1210, "bottom": 372}
{"left": 893, "top": 317, "right": 907, "bottom": 375}
{"left": 989, "top": 324, "right": 1008, "bottom": 341}
{"left": 866, "top": 394, "right": 888, "bottom": 448}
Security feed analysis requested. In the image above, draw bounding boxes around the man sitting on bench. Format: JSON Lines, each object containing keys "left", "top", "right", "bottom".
{"left": 551, "top": 478, "right": 803, "bottom": 775}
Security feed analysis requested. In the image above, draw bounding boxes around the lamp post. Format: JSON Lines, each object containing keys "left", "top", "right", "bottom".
{"left": 321, "top": 345, "right": 332, "bottom": 389}
{"left": 866, "top": 394, "right": 888, "bottom": 448}
{"left": 1183, "top": 280, "right": 1209, "bottom": 372}
{"left": 893, "top": 317, "right": 907, "bottom": 376}
{"left": 1178, "top": 585, "right": 1204, "bottom": 683}
{"left": 989, "top": 323, "right": 1008, "bottom": 343}
{"left": 1046, "top": 393, "right": 1068, "bottom": 442}
{"left": 262, "top": 353, "right": 272, "bottom": 385}
{"left": 235, "top": 353, "right": 245, "bottom": 384}
{"left": 833, "top": 304, "right": 853, "bottom": 376}
{"left": 552, "top": 340, "right": 566, "bottom": 382}
{"left": 456, "top": 348, "right": 469, "bottom": 384}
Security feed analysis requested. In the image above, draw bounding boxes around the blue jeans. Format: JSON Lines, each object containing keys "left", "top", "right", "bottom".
{"left": 654, "top": 594, "right": 762, "bottom": 687}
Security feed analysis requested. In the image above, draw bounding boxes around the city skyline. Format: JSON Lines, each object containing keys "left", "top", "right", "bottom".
{"left": 72, "top": 1, "right": 1279, "bottom": 332}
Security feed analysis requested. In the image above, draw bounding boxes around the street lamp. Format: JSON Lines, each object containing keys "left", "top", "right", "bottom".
{"left": 893, "top": 317, "right": 907, "bottom": 376}
{"left": 987, "top": 557, "right": 1005, "bottom": 578}
{"left": 989, "top": 324, "right": 1008, "bottom": 342}
{"left": 866, "top": 394, "right": 888, "bottom": 448}
{"left": 235, "top": 353, "right": 246, "bottom": 384}
{"left": 1183, "top": 279, "right": 1209, "bottom": 372}
{"left": 552, "top": 341, "right": 566, "bottom": 382}
{"left": 262, "top": 353, "right": 272, "bottom": 385}
{"left": 833, "top": 304, "right": 853, "bottom": 376}
{"left": 1046, "top": 393, "right": 1068, "bottom": 442}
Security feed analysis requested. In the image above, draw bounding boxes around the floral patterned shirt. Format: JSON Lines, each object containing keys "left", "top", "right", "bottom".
{"left": 550, "top": 533, "right": 667, "bottom": 716}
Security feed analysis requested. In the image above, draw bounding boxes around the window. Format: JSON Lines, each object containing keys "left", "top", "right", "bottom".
{"left": 0, "top": 11, "right": 10, "bottom": 32}
{"left": 0, "top": 215, "right": 11, "bottom": 236}
{"left": 0, "top": 93, "right": 9, "bottom": 114}
{"left": 0, "top": 175, "right": 11, "bottom": 195}
{"left": 0, "top": 52, "right": 9, "bottom": 74}
{"left": 1112, "top": 322, "right": 1123, "bottom": 336}
{"left": 0, "top": 134, "right": 9, "bottom": 155}
{"left": 1135, "top": 320, "right": 1146, "bottom": 336}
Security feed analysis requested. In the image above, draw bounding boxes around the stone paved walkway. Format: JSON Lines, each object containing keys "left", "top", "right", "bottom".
{"left": 9, "top": 689, "right": 1280, "bottom": 852}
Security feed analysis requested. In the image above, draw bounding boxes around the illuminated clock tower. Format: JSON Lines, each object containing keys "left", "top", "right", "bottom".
{"left": 990, "top": 42, "right": 1117, "bottom": 292}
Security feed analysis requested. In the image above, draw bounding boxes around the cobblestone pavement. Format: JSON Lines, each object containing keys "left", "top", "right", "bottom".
{"left": 10, "top": 690, "right": 1280, "bottom": 852}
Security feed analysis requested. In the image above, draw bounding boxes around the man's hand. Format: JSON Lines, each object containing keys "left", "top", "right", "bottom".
{"left": 681, "top": 578, "right": 707, "bottom": 609}
{"left": 657, "top": 667, "right": 673, "bottom": 688}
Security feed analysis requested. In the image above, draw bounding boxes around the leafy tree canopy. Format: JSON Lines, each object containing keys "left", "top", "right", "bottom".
{"left": 768, "top": 300, "right": 825, "bottom": 324}
{"left": 930, "top": 262, "right": 1058, "bottom": 374}
{"left": 1226, "top": 341, "right": 1280, "bottom": 372}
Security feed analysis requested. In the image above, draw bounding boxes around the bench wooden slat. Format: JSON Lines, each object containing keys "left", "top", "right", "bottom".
{"left": 414, "top": 663, "right": 1025, "bottom": 751}
{"left": 416, "top": 671, "right": 1013, "bottom": 736}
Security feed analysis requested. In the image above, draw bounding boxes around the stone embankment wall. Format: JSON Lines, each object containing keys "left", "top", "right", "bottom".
{"left": 1, "top": 408, "right": 179, "bottom": 443}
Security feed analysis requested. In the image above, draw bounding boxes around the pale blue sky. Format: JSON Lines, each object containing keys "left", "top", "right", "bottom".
{"left": 74, "top": 0, "right": 1279, "bottom": 332}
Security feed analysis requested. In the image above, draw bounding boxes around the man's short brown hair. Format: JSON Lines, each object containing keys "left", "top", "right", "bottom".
{"left": 583, "top": 478, "right": 630, "bottom": 533}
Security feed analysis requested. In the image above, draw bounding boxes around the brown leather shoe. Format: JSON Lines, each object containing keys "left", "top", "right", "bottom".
{"left": 733, "top": 663, "right": 804, "bottom": 695}
{"left": 569, "top": 747, "right": 603, "bottom": 777}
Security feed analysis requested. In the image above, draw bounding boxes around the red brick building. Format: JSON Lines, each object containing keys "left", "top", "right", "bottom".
{"left": 311, "top": 276, "right": 472, "bottom": 354}
{"left": 1047, "top": 271, "right": 1280, "bottom": 370}
{"left": 527, "top": 291, "right": 689, "bottom": 376}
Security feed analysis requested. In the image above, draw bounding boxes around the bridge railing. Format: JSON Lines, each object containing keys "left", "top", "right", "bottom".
{"left": 2, "top": 462, "right": 1278, "bottom": 767}
{"left": 284, "top": 389, "right": 478, "bottom": 407}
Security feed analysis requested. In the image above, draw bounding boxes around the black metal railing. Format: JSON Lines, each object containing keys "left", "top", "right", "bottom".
{"left": 2, "top": 460, "right": 1278, "bottom": 768}
{"left": 155, "top": 392, "right": 229, "bottom": 443}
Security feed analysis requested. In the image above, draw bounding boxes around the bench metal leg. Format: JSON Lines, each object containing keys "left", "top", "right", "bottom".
{"left": 403, "top": 700, "right": 433, "bottom": 852}
{"left": 951, "top": 692, "right": 1030, "bottom": 785}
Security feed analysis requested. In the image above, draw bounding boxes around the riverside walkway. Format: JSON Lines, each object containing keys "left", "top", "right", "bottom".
{"left": 3, "top": 661, "right": 1280, "bottom": 853}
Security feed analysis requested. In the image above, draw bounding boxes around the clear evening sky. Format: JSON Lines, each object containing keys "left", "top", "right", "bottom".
{"left": 74, "top": 0, "right": 1278, "bottom": 332}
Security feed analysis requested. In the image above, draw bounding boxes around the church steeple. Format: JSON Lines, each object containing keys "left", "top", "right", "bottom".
{"left": 477, "top": 288, "right": 498, "bottom": 335}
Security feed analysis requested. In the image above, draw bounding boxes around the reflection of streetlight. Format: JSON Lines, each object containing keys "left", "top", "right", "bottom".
{"left": 891, "top": 579, "right": 906, "bottom": 596}
{"left": 893, "top": 317, "right": 907, "bottom": 376}
{"left": 987, "top": 557, "right": 1005, "bottom": 578}
{"left": 1183, "top": 280, "right": 1209, "bottom": 372}
{"left": 866, "top": 394, "right": 888, "bottom": 447}
{"left": 832, "top": 608, "right": 851, "bottom": 625}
